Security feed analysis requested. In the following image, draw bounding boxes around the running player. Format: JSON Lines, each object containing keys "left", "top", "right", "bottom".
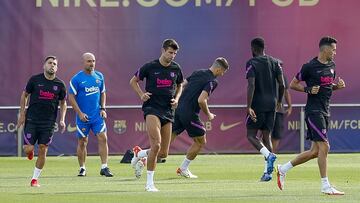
{"left": 170, "top": 57, "right": 229, "bottom": 178}
{"left": 16, "top": 55, "right": 67, "bottom": 187}
{"left": 129, "top": 39, "right": 184, "bottom": 192}
{"left": 246, "top": 37, "right": 285, "bottom": 181}
{"left": 277, "top": 36, "right": 345, "bottom": 195}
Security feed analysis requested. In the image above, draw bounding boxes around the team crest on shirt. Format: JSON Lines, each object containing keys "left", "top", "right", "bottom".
{"left": 96, "top": 79, "right": 100, "bottom": 84}
{"left": 82, "top": 128, "right": 86, "bottom": 132}
{"left": 322, "top": 129, "right": 327, "bottom": 134}
{"left": 330, "top": 69, "right": 334, "bottom": 74}
{"left": 113, "top": 120, "right": 127, "bottom": 135}
{"left": 26, "top": 133, "right": 32, "bottom": 139}
{"left": 53, "top": 86, "right": 58, "bottom": 91}
{"left": 170, "top": 72, "right": 175, "bottom": 77}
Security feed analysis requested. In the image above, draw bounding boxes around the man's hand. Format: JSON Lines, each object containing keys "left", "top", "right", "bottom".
{"left": 59, "top": 120, "right": 66, "bottom": 133}
{"left": 207, "top": 112, "right": 216, "bottom": 121}
{"left": 79, "top": 112, "right": 89, "bottom": 122}
{"left": 141, "top": 92, "right": 152, "bottom": 102}
{"left": 170, "top": 98, "right": 178, "bottom": 109}
{"left": 247, "top": 107, "right": 257, "bottom": 122}
{"left": 100, "top": 110, "right": 107, "bottom": 119}
{"left": 305, "top": 85, "right": 320, "bottom": 94}
{"left": 286, "top": 106, "right": 293, "bottom": 117}
{"left": 336, "top": 77, "right": 346, "bottom": 89}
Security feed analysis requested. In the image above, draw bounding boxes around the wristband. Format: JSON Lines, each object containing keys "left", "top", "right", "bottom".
{"left": 304, "top": 86, "right": 312, "bottom": 94}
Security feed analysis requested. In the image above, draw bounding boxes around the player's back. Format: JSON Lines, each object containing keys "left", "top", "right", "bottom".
{"left": 247, "top": 55, "right": 282, "bottom": 112}
{"left": 178, "top": 69, "right": 217, "bottom": 114}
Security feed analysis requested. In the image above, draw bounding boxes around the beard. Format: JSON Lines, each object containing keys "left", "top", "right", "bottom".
{"left": 46, "top": 69, "right": 55, "bottom": 75}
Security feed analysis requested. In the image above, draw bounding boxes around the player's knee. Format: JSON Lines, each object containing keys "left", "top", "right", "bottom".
{"left": 158, "top": 152, "right": 168, "bottom": 159}
{"left": 152, "top": 143, "right": 161, "bottom": 152}
{"left": 38, "top": 144, "right": 48, "bottom": 153}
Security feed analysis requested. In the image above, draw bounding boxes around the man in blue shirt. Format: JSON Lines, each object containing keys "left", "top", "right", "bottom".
{"left": 68, "top": 52, "right": 113, "bottom": 177}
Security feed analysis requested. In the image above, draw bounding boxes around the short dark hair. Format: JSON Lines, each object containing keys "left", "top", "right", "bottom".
{"left": 319, "top": 36, "right": 337, "bottom": 48}
{"left": 44, "top": 55, "right": 57, "bottom": 63}
{"left": 162, "top": 39, "right": 179, "bottom": 50}
{"left": 214, "top": 57, "right": 229, "bottom": 70}
{"left": 251, "top": 37, "right": 265, "bottom": 52}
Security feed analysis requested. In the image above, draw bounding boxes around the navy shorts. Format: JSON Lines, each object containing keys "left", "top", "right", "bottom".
{"left": 172, "top": 113, "right": 206, "bottom": 137}
{"left": 23, "top": 121, "right": 55, "bottom": 145}
{"left": 271, "top": 112, "right": 285, "bottom": 140}
{"left": 143, "top": 106, "right": 174, "bottom": 126}
{"left": 246, "top": 111, "right": 275, "bottom": 132}
{"left": 305, "top": 113, "right": 329, "bottom": 142}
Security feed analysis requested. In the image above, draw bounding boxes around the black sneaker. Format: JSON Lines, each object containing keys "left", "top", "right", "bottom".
{"left": 78, "top": 168, "right": 86, "bottom": 177}
{"left": 100, "top": 167, "right": 113, "bottom": 177}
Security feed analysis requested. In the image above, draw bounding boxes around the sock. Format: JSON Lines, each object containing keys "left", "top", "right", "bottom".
{"left": 321, "top": 177, "right": 331, "bottom": 188}
{"left": 32, "top": 167, "right": 42, "bottom": 180}
{"left": 280, "top": 161, "right": 293, "bottom": 174}
{"left": 260, "top": 147, "right": 270, "bottom": 158}
{"left": 146, "top": 170, "right": 154, "bottom": 186}
{"left": 138, "top": 149, "right": 149, "bottom": 158}
{"left": 180, "top": 158, "right": 191, "bottom": 170}
{"left": 263, "top": 160, "right": 268, "bottom": 173}
{"left": 101, "top": 163, "right": 108, "bottom": 169}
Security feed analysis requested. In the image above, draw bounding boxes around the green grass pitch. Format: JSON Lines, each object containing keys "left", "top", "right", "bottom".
{"left": 0, "top": 154, "right": 359, "bottom": 203}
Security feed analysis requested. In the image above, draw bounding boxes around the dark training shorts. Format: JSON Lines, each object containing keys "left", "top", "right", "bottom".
{"left": 246, "top": 111, "right": 275, "bottom": 132}
{"left": 23, "top": 122, "right": 55, "bottom": 145}
{"left": 172, "top": 113, "right": 206, "bottom": 137}
{"left": 305, "top": 113, "right": 329, "bottom": 142}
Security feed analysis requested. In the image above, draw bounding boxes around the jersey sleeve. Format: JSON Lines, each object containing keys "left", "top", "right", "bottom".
{"left": 295, "top": 64, "right": 309, "bottom": 81}
{"left": 203, "top": 80, "right": 218, "bottom": 96}
{"left": 245, "top": 61, "right": 255, "bottom": 79}
{"left": 176, "top": 67, "right": 184, "bottom": 84}
{"left": 69, "top": 75, "right": 79, "bottom": 95}
{"left": 25, "top": 76, "right": 35, "bottom": 94}
{"left": 59, "top": 82, "right": 67, "bottom": 100}
{"left": 275, "top": 61, "right": 283, "bottom": 76}
{"left": 134, "top": 63, "right": 149, "bottom": 81}
{"left": 99, "top": 72, "right": 106, "bottom": 93}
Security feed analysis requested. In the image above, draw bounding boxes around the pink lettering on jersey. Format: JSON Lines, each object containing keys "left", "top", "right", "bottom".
{"left": 157, "top": 78, "right": 172, "bottom": 87}
{"left": 39, "top": 90, "right": 55, "bottom": 100}
{"left": 320, "top": 76, "right": 334, "bottom": 86}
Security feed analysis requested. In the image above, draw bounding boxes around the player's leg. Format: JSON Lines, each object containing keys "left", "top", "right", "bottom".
{"left": 23, "top": 122, "right": 36, "bottom": 160}
{"left": 144, "top": 114, "right": 162, "bottom": 192}
{"left": 93, "top": 119, "right": 113, "bottom": 177}
{"left": 76, "top": 122, "right": 90, "bottom": 176}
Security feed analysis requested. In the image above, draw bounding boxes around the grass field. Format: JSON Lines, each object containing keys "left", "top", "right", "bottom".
{"left": 0, "top": 154, "right": 359, "bottom": 203}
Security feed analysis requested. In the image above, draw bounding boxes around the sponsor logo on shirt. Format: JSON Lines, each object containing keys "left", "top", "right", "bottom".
{"left": 156, "top": 78, "right": 172, "bottom": 87}
{"left": 85, "top": 86, "right": 100, "bottom": 96}
{"left": 320, "top": 76, "right": 334, "bottom": 86}
{"left": 39, "top": 90, "right": 55, "bottom": 100}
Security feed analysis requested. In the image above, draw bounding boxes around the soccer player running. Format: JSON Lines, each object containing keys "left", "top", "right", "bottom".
{"left": 277, "top": 36, "right": 345, "bottom": 195}
{"left": 129, "top": 39, "right": 184, "bottom": 192}
{"left": 16, "top": 56, "right": 67, "bottom": 187}
{"left": 170, "top": 57, "right": 229, "bottom": 179}
{"left": 245, "top": 37, "right": 285, "bottom": 181}
{"left": 68, "top": 52, "right": 113, "bottom": 177}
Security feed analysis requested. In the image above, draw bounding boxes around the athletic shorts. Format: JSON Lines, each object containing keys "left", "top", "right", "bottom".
{"left": 172, "top": 113, "right": 206, "bottom": 137}
{"left": 246, "top": 111, "right": 275, "bottom": 132}
{"left": 76, "top": 116, "right": 106, "bottom": 138}
{"left": 271, "top": 112, "right": 285, "bottom": 140}
{"left": 23, "top": 121, "right": 55, "bottom": 145}
{"left": 305, "top": 113, "right": 329, "bottom": 142}
{"left": 143, "top": 106, "right": 174, "bottom": 126}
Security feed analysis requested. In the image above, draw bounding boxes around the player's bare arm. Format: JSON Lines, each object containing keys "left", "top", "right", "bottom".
{"left": 198, "top": 90, "right": 215, "bottom": 121}
{"left": 59, "top": 99, "right": 67, "bottom": 133}
{"left": 171, "top": 82, "right": 184, "bottom": 109}
{"left": 247, "top": 77, "right": 257, "bottom": 122}
{"left": 290, "top": 77, "right": 320, "bottom": 94}
{"left": 129, "top": 75, "right": 151, "bottom": 102}
{"left": 16, "top": 91, "right": 30, "bottom": 129}
{"left": 100, "top": 92, "right": 107, "bottom": 119}
{"left": 68, "top": 93, "right": 89, "bottom": 122}
{"left": 332, "top": 77, "right": 346, "bottom": 91}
